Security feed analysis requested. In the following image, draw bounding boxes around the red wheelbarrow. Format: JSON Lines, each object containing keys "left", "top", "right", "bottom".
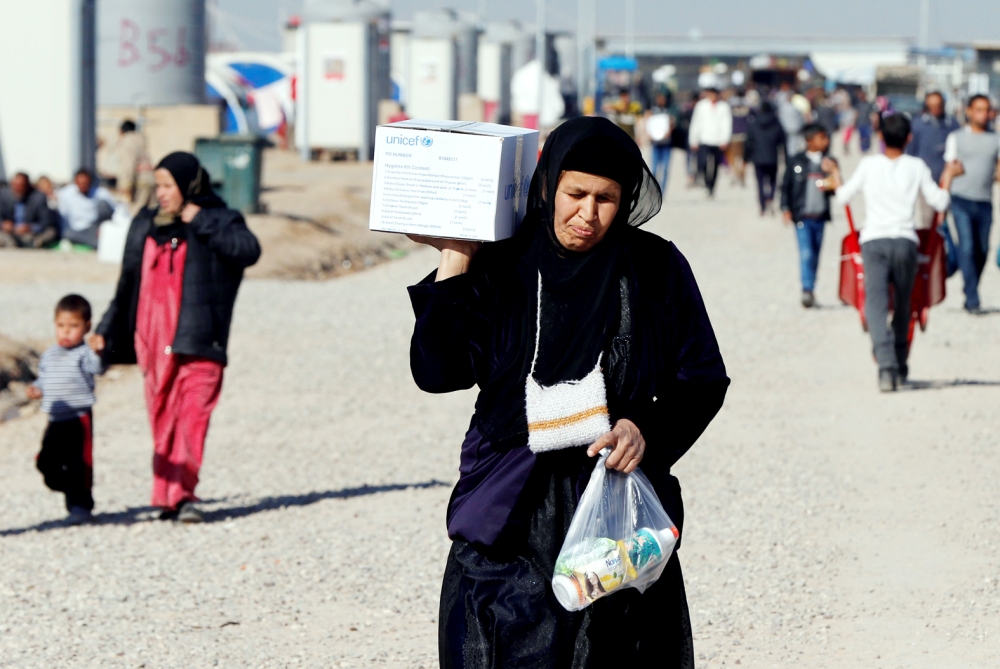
{"left": 838, "top": 205, "right": 947, "bottom": 349}
{"left": 838, "top": 205, "right": 867, "bottom": 330}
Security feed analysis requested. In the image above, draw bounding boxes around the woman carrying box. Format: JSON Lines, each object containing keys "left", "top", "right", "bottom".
{"left": 406, "top": 116, "right": 730, "bottom": 668}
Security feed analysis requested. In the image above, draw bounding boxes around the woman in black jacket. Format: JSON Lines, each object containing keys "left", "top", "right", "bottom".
{"left": 407, "top": 118, "right": 729, "bottom": 668}
{"left": 90, "top": 152, "right": 260, "bottom": 523}
{"left": 745, "top": 101, "right": 786, "bottom": 215}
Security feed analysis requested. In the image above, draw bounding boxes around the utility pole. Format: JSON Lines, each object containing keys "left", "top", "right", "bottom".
{"left": 625, "top": 0, "right": 635, "bottom": 58}
{"left": 478, "top": 0, "right": 487, "bottom": 29}
{"left": 536, "top": 0, "right": 546, "bottom": 128}
{"left": 918, "top": 0, "right": 930, "bottom": 95}
{"left": 576, "top": 0, "right": 595, "bottom": 109}
{"left": 919, "top": 0, "right": 930, "bottom": 51}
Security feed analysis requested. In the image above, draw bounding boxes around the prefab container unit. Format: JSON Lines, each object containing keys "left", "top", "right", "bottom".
{"left": 408, "top": 10, "right": 478, "bottom": 121}
{"left": 478, "top": 41, "right": 510, "bottom": 123}
{"left": 452, "top": 18, "right": 479, "bottom": 95}
{"left": 478, "top": 22, "right": 528, "bottom": 125}
{"left": 97, "top": 0, "right": 207, "bottom": 106}
{"left": 509, "top": 25, "right": 535, "bottom": 73}
{"left": 408, "top": 38, "right": 457, "bottom": 121}
{"left": 0, "top": 0, "right": 96, "bottom": 183}
{"left": 390, "top": 28, "right": 411, "bottom": 107}
{"left": 553, "top": 34, "right": 577, "bottom": 92}
{"left": 296, "top": 20, "right": 390, "bottom": 159}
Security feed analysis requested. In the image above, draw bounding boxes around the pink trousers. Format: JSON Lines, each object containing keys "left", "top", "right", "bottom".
{"left": 145, "top": 356, "right": 223, "bottom": 509}
{"left": 136, "top": 236, "right": 224, "bottom": 509}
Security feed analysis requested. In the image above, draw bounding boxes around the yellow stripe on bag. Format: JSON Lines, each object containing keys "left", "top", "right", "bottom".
{"left": 527, "top": 406, "right": 610, "bottom": 432}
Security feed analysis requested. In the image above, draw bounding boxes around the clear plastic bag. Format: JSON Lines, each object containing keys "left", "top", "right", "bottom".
{"left": 551, "top": 448, "right": 679, "bottom": 611}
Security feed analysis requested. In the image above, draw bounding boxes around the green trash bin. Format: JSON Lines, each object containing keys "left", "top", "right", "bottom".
{"left": 194, "top": 135, "right": 272, "bottom": 214}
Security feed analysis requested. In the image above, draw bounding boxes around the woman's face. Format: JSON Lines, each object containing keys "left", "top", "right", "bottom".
{"left": 155, "top": 168, "right": 184, "bottom": 214}
{"left": 553, "top": 171, "right": 622, "bottom": 252}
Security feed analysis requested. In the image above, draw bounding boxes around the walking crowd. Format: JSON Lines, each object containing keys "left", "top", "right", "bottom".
{"left": 630, "top": 74, "right": 998, "bottom": 392}
{"left": 771, "top": 90, "right": 998, "bottom": 391}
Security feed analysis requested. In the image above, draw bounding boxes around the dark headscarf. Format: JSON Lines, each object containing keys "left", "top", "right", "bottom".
{"left": 474, "top": 117, "right": 662, "bottom": 440}
{"left": 529, "top": 117, "right": 662, "bottom": 232}
{"left": 153, "top": 152, "right": 225, "bottom": 225}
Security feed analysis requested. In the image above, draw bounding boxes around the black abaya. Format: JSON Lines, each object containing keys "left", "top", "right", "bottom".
{"left": 406, "top": 117, "right": 729, "bottom": 669}
{"left": 440, "top": 448, "right": 695, "bottom": 669}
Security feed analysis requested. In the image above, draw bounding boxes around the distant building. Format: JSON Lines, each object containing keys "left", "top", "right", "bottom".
{"left": 597, "top": 34, "right": 911, "bottom": 94}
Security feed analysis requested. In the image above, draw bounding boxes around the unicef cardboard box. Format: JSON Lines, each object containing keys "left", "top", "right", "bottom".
{"left": 369, "top": 120, "right": 539, "bottom": 242}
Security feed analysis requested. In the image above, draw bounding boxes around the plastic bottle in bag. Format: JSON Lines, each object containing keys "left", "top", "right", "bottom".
{"left": 551, "top": 449, "right": 678, "bottom": 611}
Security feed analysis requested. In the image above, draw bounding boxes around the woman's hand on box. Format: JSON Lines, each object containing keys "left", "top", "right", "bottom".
{"left": 587, "top": 418, "right": 646, "bottom": 473}
{"left": 407, "top": 235, "right": 482, "bottom": 281}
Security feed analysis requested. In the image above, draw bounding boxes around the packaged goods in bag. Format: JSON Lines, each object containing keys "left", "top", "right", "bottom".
{"left": 552, "top": 449, "right": 678, "bottom": 611}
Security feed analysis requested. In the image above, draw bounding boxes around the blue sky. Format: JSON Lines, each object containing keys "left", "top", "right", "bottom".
{"left": 215, "top": 0, "right": 1000, "bottom": 52}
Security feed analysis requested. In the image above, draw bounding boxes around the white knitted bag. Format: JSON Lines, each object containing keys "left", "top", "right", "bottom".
{"left": 526, "top": 273, "right": 612, "bottom": 453}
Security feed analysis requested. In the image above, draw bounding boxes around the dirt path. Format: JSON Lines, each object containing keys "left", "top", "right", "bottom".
{"left": 1, "top": 151, "right": 998, "bottom": 668}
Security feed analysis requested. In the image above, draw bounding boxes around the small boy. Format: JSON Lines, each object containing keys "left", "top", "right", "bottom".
{"left": 829, "top": 114, "right": 963, "bottom": 391}
{"left": 781, "top": 123, "right": 838, "bottom": 308}
{"left": 26, "top": 294, "right": 105, "bottom": 524}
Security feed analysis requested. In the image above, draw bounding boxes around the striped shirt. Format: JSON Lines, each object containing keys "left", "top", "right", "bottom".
{"left": 32, "top": 343, "right": 105, "bottom": 422}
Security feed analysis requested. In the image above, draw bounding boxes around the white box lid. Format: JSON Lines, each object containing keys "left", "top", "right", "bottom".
{"left": 382, "top": 119, "right": 538, "bottom": 138}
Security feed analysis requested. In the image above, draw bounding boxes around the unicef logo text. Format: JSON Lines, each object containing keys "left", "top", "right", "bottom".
{"left": 385, "top": 134, "right": 434, "bottom": 147}
{"left": 503, "top": 177, "right": 530, "bottom": 201}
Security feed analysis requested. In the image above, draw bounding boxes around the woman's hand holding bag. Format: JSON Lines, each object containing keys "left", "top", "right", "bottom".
{"left": 587, "top": 418, "right": 645, "bottom": 473}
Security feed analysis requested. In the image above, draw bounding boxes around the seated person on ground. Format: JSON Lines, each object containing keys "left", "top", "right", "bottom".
{"left": 0, "top": 172, "right": 59, "bottom": 248}
{"left": 57, "top": 168, "right": 118, "bottom": 249}
{"left": 35, "top": 176, "right": 60, "bottom": 212}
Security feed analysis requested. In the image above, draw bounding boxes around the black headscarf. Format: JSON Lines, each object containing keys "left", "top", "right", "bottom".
{"left": 474, "top": 116, "right": 662, "bottom": 440}
{"left": 153, "top": 152, "right": 225, "bottom": 226}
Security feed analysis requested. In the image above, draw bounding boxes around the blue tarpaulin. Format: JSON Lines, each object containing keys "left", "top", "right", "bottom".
{"left": 227, "top": 63, "right": 286, "bottom": 89}
{"left": 206, "top": 82, "right": 242, "bottom": 134}
{"left": 598, "top": 56, "right": 638, "bottom": 72}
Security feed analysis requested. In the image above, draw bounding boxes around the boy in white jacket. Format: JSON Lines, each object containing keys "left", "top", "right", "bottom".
{"left": 828, "top": 113, "right": 964, "bottom": 391}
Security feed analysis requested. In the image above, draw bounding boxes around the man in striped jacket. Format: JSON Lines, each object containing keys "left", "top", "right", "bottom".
{"left": 27, "top": 294, "right": 105, "bottom": 524}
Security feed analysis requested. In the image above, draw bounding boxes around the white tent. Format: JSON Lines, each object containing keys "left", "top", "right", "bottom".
{"left": 511, "top": 59, "right": 565, "bottom": 128}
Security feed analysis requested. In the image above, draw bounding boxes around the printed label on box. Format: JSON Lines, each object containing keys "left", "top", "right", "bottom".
{"left": 370, "top": 127, "right": 506, "bottom": 240}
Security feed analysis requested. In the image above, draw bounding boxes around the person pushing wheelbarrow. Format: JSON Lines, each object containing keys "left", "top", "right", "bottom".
{"left": 827, "top": 113, "right": 964, "bottom": 392}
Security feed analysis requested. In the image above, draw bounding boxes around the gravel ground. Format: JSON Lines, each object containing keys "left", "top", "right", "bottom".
{"left": 2, "top": 146, "right": 999, "bottom": 668}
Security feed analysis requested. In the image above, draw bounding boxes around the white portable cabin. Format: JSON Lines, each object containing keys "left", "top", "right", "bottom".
{"left": 407, "top": 10, "right": 478, "bottom": 121}
{"left": 478, "top": 22, "right": 530, "bottom": 125}
{"left": 297, "top": 0, "right": 391, "bottom": 159}
{"left": 552, "top": 34, "right": 578, "bottom": 96}
{"left": 408, "top": 38, "right": 456, "bottom": 120}
{"left": 0, "top": 0, "right": 96, "bottom": 183}
{"left": 478, "top": 41, "right": 507, "bottom": 123}
{"left": 390, "top": 26, "right": 411, "bottom": 108}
